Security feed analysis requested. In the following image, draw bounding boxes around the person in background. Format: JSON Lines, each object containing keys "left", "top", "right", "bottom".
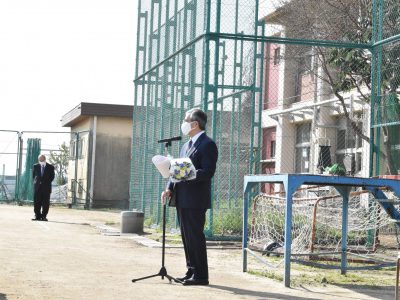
{"left": 161, "top": 108, "right": 218, "bottom": 286}
{"left": 32, "top": 154, "right": 55, "bottom": 221}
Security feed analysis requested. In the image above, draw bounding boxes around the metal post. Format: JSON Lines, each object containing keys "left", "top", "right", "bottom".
{"left": 242, "top": 182, "right": 253, "bottom": 272}
{"left": 15, "top": 132, "right": 20, "bottom": 200}
{"left": 254, "top": 2, "right": 265, "bottom": 178}
{"left": 310, "top": 198, "right": 322, "bottom": 253}
{"left": 201, "top": 0, "right": 215, "bottom": 236}
{"left": 73, "top": 132, "right": 79, "bottom": 206}
{"left": 341, "top": 194, "right": 349, "bottom": 275}
{"left": 16, "top": 133, "right": 23, "bottom": 200}
{"left": 156, "top": 0, "right": 170, "bottom": 225}
{"left": 248, "top": 1, "right": 264, "bottom": 178}
{"left": 132, "top": 1, "right": 145, "bottom": 211}
{"left": 396, "top": 252, "right": 400, "bottom": 300}
{"left": 372, "top": 0, "right": 384, "bottom": 176}
{"left": 89, "top": 120, "right": 97, "bottom": 210}
{"left": 129, "top": 0, "right": 144, "bottom": 211}
{"left": 139, "top": 0, "right": 157, "bottom": 215}
{"left": 335, "top": 186, "right": 350, "bottom": 275}
{"left": 283, "top": 180, "right": 294, "bottom": 287}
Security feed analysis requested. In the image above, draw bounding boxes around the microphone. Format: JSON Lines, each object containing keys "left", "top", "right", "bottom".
{"left": 157, "top": 136, "right": 182, "bottom": 143}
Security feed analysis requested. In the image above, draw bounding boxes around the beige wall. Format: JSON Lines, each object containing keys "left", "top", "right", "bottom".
{"left": 71, "top": 117, "right": 92, "bottom": 133}
{"left": 92, "top": 117, "right": 132, "bottom": 208}
{"left": 93, "top": 134, "right": 131, "bottom": 208}
{"left": 96, "top": 117, "right": 132, "bottom": 137}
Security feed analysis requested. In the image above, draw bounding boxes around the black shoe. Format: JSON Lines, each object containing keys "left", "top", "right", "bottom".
{"left": 183, "top": 278, "right": 209, "bottom": 286}
{"left": 41, "top": 217, "right": 48, "bottom": 221}
{"left": 175, "top": 274, "right": 192, "bottom": 283}
{"left": 175, "top": 273, "right": 193, "bottom": 283}
{"left": 32, "top": 217, "right": 41, "bottom": 221}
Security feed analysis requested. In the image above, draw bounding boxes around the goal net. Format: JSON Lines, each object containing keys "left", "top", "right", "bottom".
{"left": 249, "top": 185, "right": 399, "bottom": 261}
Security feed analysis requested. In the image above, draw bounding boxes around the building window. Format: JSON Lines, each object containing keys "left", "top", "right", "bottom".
{"left": 335, "top": 118, "right": 363, "bottom": 174}
{"left": 70, "top": 138, "right": 85, "bottom": 159}
{"left": 273, "top": 47, "right": 281, "bottom": 65}
{"left": 296, "top": 123, "right": 311, "bottom": 144}
{"left": 295, "top": 147, "right": 310, "bottom": 173}
{"left": 262, "top": 127, "right": 276, "bottom": 160}
{"left": 270, "top": 140, "right": 276, "bottom": 158}
{"left": 77, "top": 138, "right": 85, "bottom": 158}
{"left": 69, "top": 141, "right": 76, "bottom": 159}
{"left": 295, "top": 123, "right": 311, "bottom": 173}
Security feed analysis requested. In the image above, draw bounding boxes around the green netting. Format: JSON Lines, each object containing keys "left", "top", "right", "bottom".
{"left": 388, "top": 124, "right": 400, "bottom": 173}
{"left": 17, "top": 138, "right": 41, "bottom": 201}
{"left": 130, "top": 0, "right": 400, "bottom": 236}
{"left": 382, "top": 0, "right": 400, "bottom": 40}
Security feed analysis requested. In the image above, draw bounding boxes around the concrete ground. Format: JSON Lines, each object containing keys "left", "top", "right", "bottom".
{"left": 0, "top": 204, "right": 394, "bottom": 300}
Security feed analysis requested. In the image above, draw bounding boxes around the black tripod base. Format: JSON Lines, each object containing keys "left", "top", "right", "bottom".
{"left": 132, "top": 266, "right": 183, "bottom": 284}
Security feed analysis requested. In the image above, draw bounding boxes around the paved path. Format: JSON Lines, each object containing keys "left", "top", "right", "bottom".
{"left": 0, "top": 204, "right": 394, "bottom": 299}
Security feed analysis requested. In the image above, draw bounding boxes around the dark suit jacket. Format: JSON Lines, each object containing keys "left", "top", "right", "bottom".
{"left": 168, "top": 133, "right": 218, "bottom": 209}
{"left": 32, "top": 163, "right": 55, "bottom": 194}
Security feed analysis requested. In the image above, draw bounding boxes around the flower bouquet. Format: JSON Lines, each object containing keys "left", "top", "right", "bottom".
{"left": 169, "top": 157, "right": 196, "bottom": 182}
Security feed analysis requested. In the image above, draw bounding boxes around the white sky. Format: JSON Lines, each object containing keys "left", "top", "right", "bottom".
{"left": 0, "top": 0, "right": 137, "bottom": 131}
{"left": 0, "top": 0, "right": 137, "bottom": 175}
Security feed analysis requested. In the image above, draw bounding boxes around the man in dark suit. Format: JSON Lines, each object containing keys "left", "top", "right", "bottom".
{"left": 162, "top": 108, "right": 218, "bottom": 286}
{"left": 32, "top": 154, "right": 55, "bottom": 221}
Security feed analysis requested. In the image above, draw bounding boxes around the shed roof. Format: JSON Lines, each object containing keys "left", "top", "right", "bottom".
{"left": 61, "top": 102, "right": 134, "bottom": 127}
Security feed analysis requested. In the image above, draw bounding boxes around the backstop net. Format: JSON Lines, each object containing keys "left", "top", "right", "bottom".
{"left": 130, "top": 0, "right": 400, "bottom": 238}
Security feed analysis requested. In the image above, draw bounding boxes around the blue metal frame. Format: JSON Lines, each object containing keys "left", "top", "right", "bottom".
{"left": 242, "top": 174, "right": 400, "bottom": 287}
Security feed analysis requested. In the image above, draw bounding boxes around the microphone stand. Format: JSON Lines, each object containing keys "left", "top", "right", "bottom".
{"left": 132, "top": 141, "right": 183, "bottom": 284}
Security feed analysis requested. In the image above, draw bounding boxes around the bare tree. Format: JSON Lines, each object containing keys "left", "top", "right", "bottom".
{"left": 266, "top": 0, "right": 400, "bottom": 174}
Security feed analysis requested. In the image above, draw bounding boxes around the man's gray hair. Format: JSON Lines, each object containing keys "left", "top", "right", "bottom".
{"left": 186, "top": 108, "right": 207, "bottom": 130}
{"left": 38, "top": 154, "right": 46, "bottom": 161}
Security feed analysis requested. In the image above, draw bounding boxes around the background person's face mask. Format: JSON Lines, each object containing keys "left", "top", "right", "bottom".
{"left": 181, "top": 121, "right": 193, "bottom": 136}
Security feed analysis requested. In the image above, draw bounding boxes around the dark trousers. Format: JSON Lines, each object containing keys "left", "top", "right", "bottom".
{"left": 33, "top": 188, "right": 50, "bottom": 218}
{"left": 177, "top": 207, "right": 208, "bottom": 279}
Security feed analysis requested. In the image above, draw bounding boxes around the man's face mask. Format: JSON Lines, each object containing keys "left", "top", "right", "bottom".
{"left": 181, "top": 121, "right": 194, "bottom": 136}
{"left": 39, "top": 161, "right": 46, "bottom": 166}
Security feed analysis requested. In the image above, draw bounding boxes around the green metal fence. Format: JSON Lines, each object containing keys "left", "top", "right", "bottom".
{"left": 130, "top": 0, "right": 400, "bottom": 237}
{"left": 0, "top": 131, "right": 71, "bottom": 203}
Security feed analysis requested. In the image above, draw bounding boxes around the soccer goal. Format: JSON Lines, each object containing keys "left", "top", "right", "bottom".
{"left": 242, "top": 174, "right": 400, "bottom": 287}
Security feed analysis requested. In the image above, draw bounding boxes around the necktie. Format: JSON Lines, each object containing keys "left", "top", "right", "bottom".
{"left": 186, "top": 140, "right": 193, "bottom": 156}
{"left": 41, "top": 165, "right": 45, "bottom": 176}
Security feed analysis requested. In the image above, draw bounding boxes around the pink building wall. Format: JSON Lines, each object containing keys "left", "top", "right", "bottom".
{"left": 262, "top": 42, "right": 280, "bottom": 194}
{"left": 262, "top": 127, "right": 276, "bottom": 194}
{"left": 263, "top": 43, "right": 280, "bottom": 110}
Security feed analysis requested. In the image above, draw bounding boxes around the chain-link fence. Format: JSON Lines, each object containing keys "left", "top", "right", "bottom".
{"left": 131, "top": 0, "right": 400, "bottom": 238}
{"left": 0, "top": 130, "right": 19, "bottom": 201}
{"left": 0, "top": 130, "right": 70, "bottom": 204}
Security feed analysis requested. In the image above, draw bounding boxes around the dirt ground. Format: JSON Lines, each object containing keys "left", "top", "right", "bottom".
{"left": 0, "top": 204, "right": 395, "bottom": 300}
